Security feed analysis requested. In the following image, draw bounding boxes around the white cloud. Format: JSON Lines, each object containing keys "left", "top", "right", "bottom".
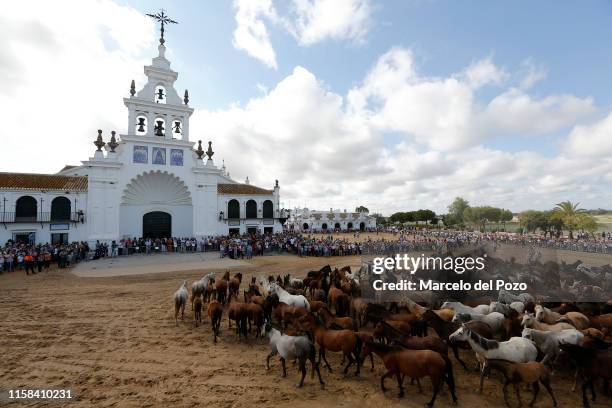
{"left": 459, "top": 57, "right": 509, "bottom": 88}
{"left": 288, "top": 0, "right": 372, "bottom": 46}
{"left": 231, "top": 0, "right": 372, "bottom": 68}
{"left": 0, "top": 0, "right": 154, "bottom": 173}
{"left": 518, "top": 58, "right": 547, "bottom": 90}
{"left": 232, "top": 0, "right": 279, "bottom": 69}
{"left": 564, "top": 112, "right": 612, "bottom": 158}
{"left": 191, "top": 52, "right": 610, "bottom": 213}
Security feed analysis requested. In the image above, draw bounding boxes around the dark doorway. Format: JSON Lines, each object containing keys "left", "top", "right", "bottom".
{"left": 302, "top": 223, "right": 309, "bottom": 230}
{"left": 359, "top": 222, "right": 365, "bottom": 231}
{"left": 347, "top": 222, "right": 353, "bottom": 230}
{"left": 51, "top": 233, "right": 69, "bottom": 244}
{"left": 229, "top": 228, "right": 240, "bottom": 236}
{"left": 247, "top": 227, "right": 258, "bottom": 235}
{"left": 264, "top": 227, "right": 273, "bottom": 235}
{"left": 143, "top": 211, "right": 171, "bottom": 238}
{"left": 322, "top": 223, "right": 328, "bottom": 230}
{"left": 334, "top": 222, "right": 341, "bottom": 230}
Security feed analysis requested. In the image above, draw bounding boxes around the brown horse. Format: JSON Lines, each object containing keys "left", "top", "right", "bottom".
{"left": 487, "top": 359, "right": 557, "bottom": 408}
{"left": 228, "top": 299, "right": 248, "bottom": 340}
{"left": 246, "top": 302, "right": 264, "bottom": 337}
{"left": 318, "top": 306, "right": 358, "bottom": 331}
{"left": 560, "top": 343, "right": 612, "bottom": 407}
{"left": 228, "top": 272, "right": 243, "bottom": 300}
{"left": 207, "top": 300, "right": 223, "bottom": 342}
{"left": 215, "top": 271, "right": 230, "bottom": 305}
{"left": 194, "top": 296, "right": 203, "bottom": 327}
{"left": 299, "top": 312, "right": 362, "bottom": 376}
{"left": 366, "top": 341, "right": 457, "bottom": 407}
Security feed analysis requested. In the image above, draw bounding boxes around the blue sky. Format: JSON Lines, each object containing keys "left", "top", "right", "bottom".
{"left": 1, "top": 0, "right": 611, "bottom": 214}
{"left": 122, "top": 0, "right": 612, "bottom": 158}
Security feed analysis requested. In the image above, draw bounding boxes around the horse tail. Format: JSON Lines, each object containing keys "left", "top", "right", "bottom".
{"left": 441, "top": 353, "right": 456, "bottom": 397}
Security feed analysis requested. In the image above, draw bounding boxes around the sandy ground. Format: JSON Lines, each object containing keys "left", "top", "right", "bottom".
{"left": 1, "top": 254, "right": 611, "bottom": 408}
{"left": 72, "top": 253, "right": 250, "bottom": 278}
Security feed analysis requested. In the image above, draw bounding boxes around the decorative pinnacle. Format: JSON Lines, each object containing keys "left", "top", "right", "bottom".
{"left": 146, "top": 9, "right": 178, "bottom": 45}
{"left": 206, "top": 141, "right": 214, "bottom": 160}
{"left": 184, "top": 89, "right": 189, "bottom": 105}
{"left": 94, "top": 130, "right": 105, "bottom": 152}
{"left": 108, "top": 131, "right": 119, "bottom": 153}
{"left": 130, "top": 79, "right": 135, "bottom": 97}
{"left": 195, "top": 140, "right": 204, "bottom": 160}
{"left": 275, "top": 179, "right": 279, "bottom": 188}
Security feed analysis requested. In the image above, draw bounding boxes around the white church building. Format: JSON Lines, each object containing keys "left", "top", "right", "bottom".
{"left": 0, "top": 28, "right": 283, "bottom": 246}
{"left": 287, "top": 208, "right": 376, "bottom": 232}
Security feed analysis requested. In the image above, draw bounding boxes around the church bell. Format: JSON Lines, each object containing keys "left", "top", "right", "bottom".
{"left": 154, "top": 120, "right": 164, "bottom": 136}
{"left": 173, "top": 121, "right": 181, "bottom": 133}
{"left": 137, "top": 118, "right": 146, "bottom": 132}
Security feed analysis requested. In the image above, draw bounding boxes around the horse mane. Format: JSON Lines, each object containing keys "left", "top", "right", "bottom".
{"left": 468, "top": 327, "right": 499, "bottom": 350}
{"left": 381, "top": 320, "right": 407, "bottom": 338}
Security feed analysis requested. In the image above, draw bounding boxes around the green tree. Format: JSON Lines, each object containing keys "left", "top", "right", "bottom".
{"left": 552, "top": 201, "right": 586, "bottom": 238}
{"left": 446, "top": 197, "right": 470, "bottom": 226}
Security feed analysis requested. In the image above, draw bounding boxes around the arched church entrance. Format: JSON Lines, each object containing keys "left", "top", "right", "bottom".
{"left": 143, "top": 211, "right": 171, "bottom": 238}
{"left": 359, "top": 222, "right": 365, "bottom": 231}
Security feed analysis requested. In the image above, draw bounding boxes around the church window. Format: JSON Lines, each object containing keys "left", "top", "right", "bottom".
{"left": 15, "top": 196, "right": 37, "bottom": 222}
{"left": 263, "top": 200, "right": 273, "bottom": 218}
{"left": 246, "top": 200, "right": 257, "bottom": 218}
{"left": 51, "top": 197, "right": 71, "bottom": 221}
{"left": 227, "top": 200, "right": 240, "bottom": 219}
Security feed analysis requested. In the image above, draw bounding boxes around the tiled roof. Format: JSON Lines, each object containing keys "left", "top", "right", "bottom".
{"left": 0, "top": 172, "right": 88, "bottom": 191}
{"left": 217, "top": 183, "right": 273, "bottom": 195}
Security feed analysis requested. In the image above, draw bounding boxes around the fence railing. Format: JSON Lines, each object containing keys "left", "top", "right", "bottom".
{"left": 0, "top": 212, "right": 83, "bottom": 223}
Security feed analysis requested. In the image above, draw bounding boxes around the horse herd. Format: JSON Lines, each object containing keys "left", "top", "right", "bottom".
{"left": 172, "top": 265, "right": 612, "bottom": 408}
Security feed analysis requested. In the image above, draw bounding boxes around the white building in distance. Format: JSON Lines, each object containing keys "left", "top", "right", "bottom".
{"left": 0, "top": 27, "right": 283, "bottom": 246}
{"left": 287, "top": 208, "right": 376, "bottom": 232}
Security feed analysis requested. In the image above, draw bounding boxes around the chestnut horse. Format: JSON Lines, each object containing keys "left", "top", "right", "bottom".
{"left": 366, "top": 341, "right": 457, "bottom": 407}
{"left": 207, "top": 300, "right": 223, "bottom": 342}
{"left": 299, "top": 312, "right": 362, "bottom": 376}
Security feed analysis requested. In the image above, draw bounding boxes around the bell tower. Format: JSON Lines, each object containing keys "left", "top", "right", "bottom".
{"left": 123, "top": 11, "right": 193, "bottom": 141}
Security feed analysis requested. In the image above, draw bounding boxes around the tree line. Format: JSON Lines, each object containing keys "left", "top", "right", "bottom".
{"left": 372, "top": 197, "right": 602, "bottom": 237}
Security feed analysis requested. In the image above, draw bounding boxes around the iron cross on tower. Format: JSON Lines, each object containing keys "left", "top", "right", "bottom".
{"left": 146, "top": 9, "right": 178, "bottom": 45}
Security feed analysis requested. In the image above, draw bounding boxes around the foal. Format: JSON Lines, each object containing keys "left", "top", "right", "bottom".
{"left": 486, "top": 359, "right": 558, "bottom": 408}
{"left": 366, "top": 341, "right": 457, "bottom": 408}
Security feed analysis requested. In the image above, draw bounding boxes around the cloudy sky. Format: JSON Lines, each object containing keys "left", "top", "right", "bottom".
{"left": 1, "top": 0, "right": 611, "bottom": 215}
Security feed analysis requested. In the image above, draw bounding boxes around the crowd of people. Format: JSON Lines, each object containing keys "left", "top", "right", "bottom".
{"left": 0, "top": 241, "right": 90, "bottom": 274}
{"left": 1, "top": 228, "right": 610, "bottom": 276}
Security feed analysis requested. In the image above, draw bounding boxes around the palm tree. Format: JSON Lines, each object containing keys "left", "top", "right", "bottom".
{"left": 553, "top": 200, "right": 585, "bottom": 239}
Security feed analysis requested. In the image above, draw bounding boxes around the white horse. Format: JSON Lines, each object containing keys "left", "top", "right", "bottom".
{"left": 441, "top": 300, "right": 490, "bottom": 315}
{"left": 521, "top": 327, "right": 583, "bottom": 366}
{"left": 173, "top": 280, "right": 189, "bottom": 326}
{"left": 267, "top": 282, "right": 310, "bottom": 310}
{"left": 498, "top": 289, "right": 534, "bottom": 304}
{"left": 521, "top": 314, "right": 575, "bottom": 332}
{"left": 489, "top": 301, "right": 525, "bottom": 315}
{"left": 263, "top": 322, "right": 325, "bottom": 388}
{"left": 191, "top": 273, "right": 215, "bottom": 307}
{"left": 450, "top": 324, "right": 538, "bottom": 393}
{"left": 452, "top": 312, "right": 506, "bottom": 334}
{"left": 534, "top": 305, "right": 590, "bottom": 330}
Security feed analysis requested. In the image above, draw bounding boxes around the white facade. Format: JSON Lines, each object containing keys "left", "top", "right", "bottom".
{"left": 287, "top": 208, "right": 376, "bottom": 232}
{"left": 0, "top": 41, "right": 282, "bottom": 246}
